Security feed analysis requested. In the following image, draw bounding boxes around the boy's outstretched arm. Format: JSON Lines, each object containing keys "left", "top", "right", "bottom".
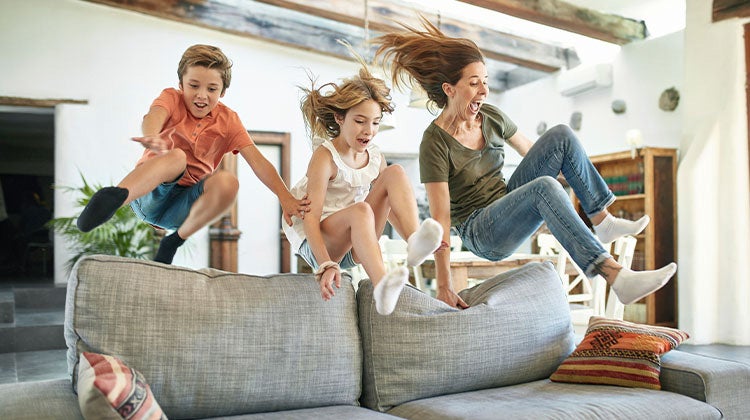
{"left": 238, "top": 144, "right": 310, "bottom": 225}
{"left": 132, "top": 106, "right": 171, "bottom": 154}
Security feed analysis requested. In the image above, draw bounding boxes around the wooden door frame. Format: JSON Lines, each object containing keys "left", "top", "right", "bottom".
{"left": 745, "top": 23, "right": 750, "bottom": 199}
{"left": 249, "top": 131, "right": 292, "bottom": 273}
{"left": 209, "top": 131, "right": 292, "bottom": 273}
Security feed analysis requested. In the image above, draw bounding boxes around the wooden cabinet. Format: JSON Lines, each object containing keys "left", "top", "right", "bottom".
{"left": 571, "top": 148, "right": 678, "bottom": 327}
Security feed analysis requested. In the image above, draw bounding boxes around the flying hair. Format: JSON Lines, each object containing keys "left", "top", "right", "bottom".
{"left": 299, "top": 40, "right": 394, "bottom": 144}
{"left": 374, "top": 16, "right": 485, "bottom": 110}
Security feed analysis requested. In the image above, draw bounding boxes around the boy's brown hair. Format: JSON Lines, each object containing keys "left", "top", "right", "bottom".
{"left": 177, "top": 44, "right": 233, "bottom": 93}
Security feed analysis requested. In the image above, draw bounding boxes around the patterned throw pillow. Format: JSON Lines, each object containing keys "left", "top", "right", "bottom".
{"left": 77, "top": 352, "right": 167, "bottom": 420}
{"left": 550, "top": 316, "right": 689, "bottom": 390}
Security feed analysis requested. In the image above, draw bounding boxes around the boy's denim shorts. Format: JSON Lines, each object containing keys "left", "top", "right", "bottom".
{"left": 297, "top": 239, "right": 357, "bottom": 271}
{"left": 130, "top": 176, "right": 205, "bottom": 231}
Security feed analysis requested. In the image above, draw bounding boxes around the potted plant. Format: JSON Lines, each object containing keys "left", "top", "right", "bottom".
{"left": 48, "top": 174, "right": 159, "bottom": 273}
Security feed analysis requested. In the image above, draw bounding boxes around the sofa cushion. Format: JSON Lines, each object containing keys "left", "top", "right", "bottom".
{"left": 550, "top": 316, "right": 689, "bottom": 390}
{"left": 229, "top": 405, "right": 404, "bottom": 419}
{"left": 0, "top": 379, "right": 82, "bottom": 420}
{"left": 77, "top": 352, "right": 166, "bottom": 420}
{"left": 661, "top": 350, "right": 750, "bottom": 418}
{"left": 385, "top": 379, "right": 721, "bottom": 420}
{"left": 357, "top": 261, "right": 576, "bottom": 411}
{"left": 65, "top": 255, "right": 362, "bottom": 419}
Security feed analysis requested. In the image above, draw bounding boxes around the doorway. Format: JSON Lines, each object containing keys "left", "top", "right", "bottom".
{"left": 237, "top": 131, "right": 291, "bottom": 274}
{"left": 0, "top": 106, "right": 55, "bottom": 283}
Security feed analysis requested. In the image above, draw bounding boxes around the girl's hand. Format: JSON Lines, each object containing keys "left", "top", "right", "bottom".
{"left": 318, "top": 266, "right": 341, "bottom": 301}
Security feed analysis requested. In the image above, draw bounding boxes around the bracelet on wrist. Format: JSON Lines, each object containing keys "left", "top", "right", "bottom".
{"left": 314, "top": 261, "right": 340, "bottom": 282}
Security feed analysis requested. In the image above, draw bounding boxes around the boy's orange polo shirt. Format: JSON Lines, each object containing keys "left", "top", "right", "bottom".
{"left": 136, "top": 88, "right": 254, "bottom": 187}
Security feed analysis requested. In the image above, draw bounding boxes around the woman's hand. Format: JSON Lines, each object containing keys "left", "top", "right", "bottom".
{"left": 436, "top": 287, "right": 469, "bottom": 309}
{"left": 318, "top": 265, "right": 341, "bottom": 301}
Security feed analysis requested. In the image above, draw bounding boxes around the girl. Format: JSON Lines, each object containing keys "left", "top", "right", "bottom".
{"left": 284, "top": 66, "right": 443, "bottom": 315}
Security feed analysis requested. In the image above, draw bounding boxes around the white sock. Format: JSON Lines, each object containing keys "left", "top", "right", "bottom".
{"left": 373, "top": 267, "right": 408, "bottom": 315}
{"left": 406, "top": 218, "right": 443, "bottom": 266}
{"left": 611, "top": 262, "right": 677, "bottom": 305}
{"left": 594, "top": 214, "right": 650, "bottom": 244}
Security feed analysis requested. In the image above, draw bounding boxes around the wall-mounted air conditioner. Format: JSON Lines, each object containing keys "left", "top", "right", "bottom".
{"left": 556, "top": 63, "right": 613, "bottom": 97}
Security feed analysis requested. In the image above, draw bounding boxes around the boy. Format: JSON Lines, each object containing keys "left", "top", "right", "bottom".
{"left": 77, "top": 44, "right": 309, "bottom": 264}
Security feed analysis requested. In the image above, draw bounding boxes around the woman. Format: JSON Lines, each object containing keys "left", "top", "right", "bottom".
{"left": 375, "top": 20, "right": 676, "bottom": 309}
{"left": 284, "top": 64, "right": 443, "bottom": 315}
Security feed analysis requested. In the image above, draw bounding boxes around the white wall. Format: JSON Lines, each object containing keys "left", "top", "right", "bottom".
{"left": 6, "top": 2, "right": 748, "bottom": 343}
{"left": 0, "top": 0, "right": 435, "bottom": 283}
{"left": 677, "top": 0, "right": 750, "bottom": 345}
{"left": 496, "top": 31, "right": 684, "bottom": 161}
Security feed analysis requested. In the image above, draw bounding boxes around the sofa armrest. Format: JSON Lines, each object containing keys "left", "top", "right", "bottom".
{"left": 661, "top": 350, "right": 750, "bottom": 418}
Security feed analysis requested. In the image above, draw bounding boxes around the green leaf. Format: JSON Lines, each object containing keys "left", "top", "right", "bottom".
{"left": 49, "top": 173, "right": 159, "bottom": 274}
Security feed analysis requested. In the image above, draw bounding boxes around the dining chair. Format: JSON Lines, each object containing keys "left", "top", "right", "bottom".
{"left": 378, "top": 234, "right": 463, "bottom": 294}
{"left": 605, "top": 235, "right": 638, "bottom": 320}
{"left": 536, "top": 233, "right": 604, "bottom": 334}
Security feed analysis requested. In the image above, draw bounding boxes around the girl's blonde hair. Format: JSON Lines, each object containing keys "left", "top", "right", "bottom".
{"left": 374, "top": 17, "right": 485, "bottom": 110}
{"left": 300, "top": 63, "right": 394, "bottom": 142}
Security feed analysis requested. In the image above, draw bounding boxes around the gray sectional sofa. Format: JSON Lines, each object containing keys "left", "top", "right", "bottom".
{"left": 1, "top": 255, "right": 748, "bottom": 419}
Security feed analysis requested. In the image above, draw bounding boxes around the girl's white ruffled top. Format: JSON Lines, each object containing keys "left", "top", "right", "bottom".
{"left": 283, "top": 137, "right": 382, "bottom": 253}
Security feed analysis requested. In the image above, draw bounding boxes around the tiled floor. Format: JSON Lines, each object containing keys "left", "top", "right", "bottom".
{"left": 0, "top": 349, "right": 69, "bottom": 384}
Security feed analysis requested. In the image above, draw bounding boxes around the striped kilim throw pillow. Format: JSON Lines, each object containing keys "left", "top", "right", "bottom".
{"left": 78, "top": 352, "right": 168, "bottom": 420}
{"left": 550, "top": 316, "right": 689, "bottom": 390}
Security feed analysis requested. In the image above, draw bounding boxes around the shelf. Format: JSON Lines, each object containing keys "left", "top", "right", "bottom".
{"left": 573, "top": 148, "right": 678, "bottom": 326}
{"left": 612, "top": 193, "right": 645, "bottom": 201}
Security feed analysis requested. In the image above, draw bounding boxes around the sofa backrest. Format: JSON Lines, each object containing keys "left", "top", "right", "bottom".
{"left": 357, "top": 261, "right": 576, "bottom": 411}
{"left": 64, "top": 255, "right": 362, "bottom": 419}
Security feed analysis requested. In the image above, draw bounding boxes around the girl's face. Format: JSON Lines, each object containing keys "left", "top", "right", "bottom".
{"left": 179, "top": 65, "right": 225, "bottom": 119}
{"left": 444, "top": 61, "right": 489, "bottom": 120}
{"left": 335, "top": 99, "right": 383, "bottom": 152}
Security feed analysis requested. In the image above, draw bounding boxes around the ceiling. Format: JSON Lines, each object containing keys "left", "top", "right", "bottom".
{"left": 83, "top": 0, "right": 681, "bottom": 92}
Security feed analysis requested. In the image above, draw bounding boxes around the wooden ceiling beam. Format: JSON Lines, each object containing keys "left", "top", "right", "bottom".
{"left": 713, "top": 0, "right": 750, "bottom": 22}
{"left": 457, "top": 0, "right": 648, "bottom": 45}
{"left": 84, "top": 0, "right": 369, "bottom": 62}
{"left": 254, "top": 0, "right": 578, "bottom": 72}
{"left": 83, "top": 0, "right": 551, "bottom": 92}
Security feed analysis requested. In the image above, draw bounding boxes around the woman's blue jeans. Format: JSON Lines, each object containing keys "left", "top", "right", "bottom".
{"left": 456, "top": 124, "right": 614, "bottom": 277}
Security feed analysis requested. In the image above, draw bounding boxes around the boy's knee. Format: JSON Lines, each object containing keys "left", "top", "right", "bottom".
{"left": 167, "top": 148, "right": 187, "bottom": 164}
{"left": 208, "top": 171, "right": 239, "bottom": 194}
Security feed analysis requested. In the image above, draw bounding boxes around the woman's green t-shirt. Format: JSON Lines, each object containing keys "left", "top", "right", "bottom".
{"left": 419, "top": 104, "right": 518, "bottom": 226}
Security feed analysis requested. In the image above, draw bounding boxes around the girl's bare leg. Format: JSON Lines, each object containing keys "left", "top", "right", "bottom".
{"left": 366, "top": 165, "right": 442, "bottom": 266}
{"left": 319, "top": 202, "right": 407, "bottom": 315}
